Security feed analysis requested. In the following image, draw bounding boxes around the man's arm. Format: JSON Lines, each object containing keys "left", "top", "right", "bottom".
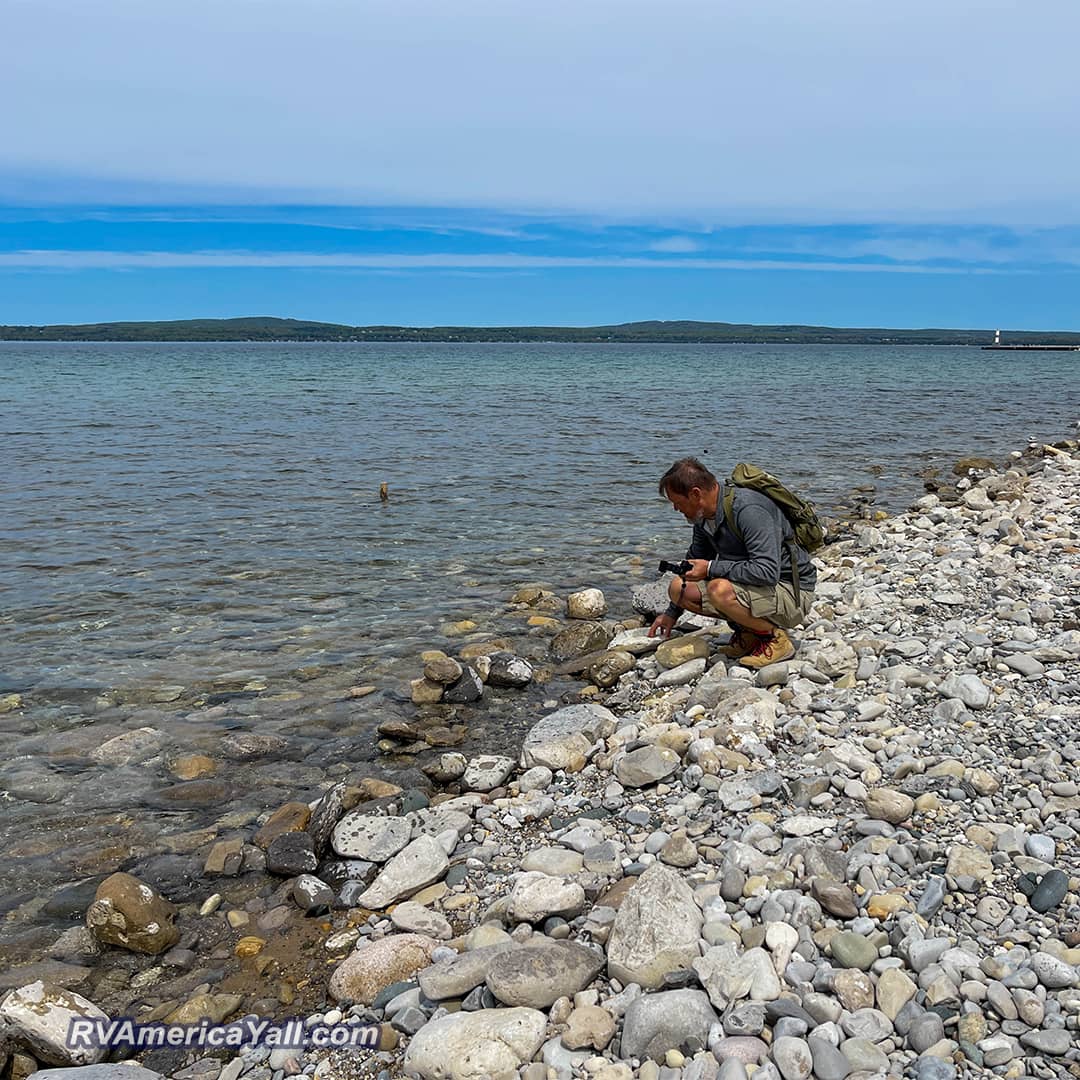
{"left": 661, "top": 525, "right": 711, "bottom": 622}
{"left": 708, "top": 501, "right": 783, "bottom": 586}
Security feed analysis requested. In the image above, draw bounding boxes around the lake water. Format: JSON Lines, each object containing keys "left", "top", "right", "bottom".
{"left": 1, "top": 341, "right": 1077, "bottom": 950}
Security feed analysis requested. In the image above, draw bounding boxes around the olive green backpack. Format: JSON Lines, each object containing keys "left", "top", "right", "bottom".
{"left": 721, "top": 463, "right": 827, "bottom": 601}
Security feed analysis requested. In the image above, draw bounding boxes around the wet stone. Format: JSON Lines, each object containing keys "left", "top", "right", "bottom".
{"left": 265, "top": 832, "right": 317, "bottom": 876}
{"left": 306, "top": 781, "right": 347, "bottom": 856}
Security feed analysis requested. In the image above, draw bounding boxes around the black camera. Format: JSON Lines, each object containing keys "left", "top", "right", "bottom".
{"left": 658, "top": 559, "right": 692, "bottom": 577}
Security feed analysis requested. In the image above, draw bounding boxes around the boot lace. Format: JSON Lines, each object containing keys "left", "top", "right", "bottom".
{"left": 747, "top": 633, "right": 777, "bottom": 658}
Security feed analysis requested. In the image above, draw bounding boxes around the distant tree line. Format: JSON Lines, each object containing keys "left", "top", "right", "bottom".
{"left": 2, "top": 317, "right": 1079, "bottom": 345}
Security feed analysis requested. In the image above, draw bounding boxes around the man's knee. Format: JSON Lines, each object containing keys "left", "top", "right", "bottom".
{"left": 667, "top": 577, "right": 687, "bottom": 603}
{"left": 706, "top": 578, "right": 737, "bottom": 607}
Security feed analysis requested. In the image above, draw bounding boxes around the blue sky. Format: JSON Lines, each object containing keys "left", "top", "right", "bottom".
{"left": 3, "top": 0, "right": 1080, "bottom": 328}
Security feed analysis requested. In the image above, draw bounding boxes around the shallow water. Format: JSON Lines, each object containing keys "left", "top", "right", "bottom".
{"left": 1, "top": 341, "right": 1077, "bottom": 948}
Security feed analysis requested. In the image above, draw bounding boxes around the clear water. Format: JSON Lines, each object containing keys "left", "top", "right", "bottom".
{"left": 1, "top": 341, "right": 1077, "bottom": 946}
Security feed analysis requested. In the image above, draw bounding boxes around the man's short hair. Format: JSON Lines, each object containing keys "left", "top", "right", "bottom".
{"left": 659, "top": 457, "right": 718, "bottom": 497}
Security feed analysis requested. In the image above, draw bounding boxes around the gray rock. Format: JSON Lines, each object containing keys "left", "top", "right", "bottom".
{"left": 863, "top": 789, "right": 914, "bottom": 824}
{"left": 656, "top": 657, "right": 707, "bottom": 687}
{"left": 694, "top": 945, "right": 781, "bottom": 1008}
{"left": 916, "top": 876, "right": 947, "bottom": 918}
{"left": 907, "top": 1013, "right": 945, "bottom": 1054}
{"left": 936, "top": 673, "right": 990, "bottom": 709}
{"left": 839, "top": 1039, "right": 888, "bottom": 1072}
{"left": 1025, "top": 834, "right": 1056, "bottom": 861}
{"left": 1029, "top": 951, "right": 1078, "bottom": 988}
{"left": 485, "top": 940, "right": 604, "bottom": 1008}
{"left": 717, "top": 1060, "right": 751, "bottom": 1080}
{"left": 906, "top": 937, "right": 950, "bottom": 973}
{"left": 724, "top": 1003, "right": 766, "bottom": 1037}
{"left": 1030, "top": 869, "right": 1069, "bottom": 913}
{"left": 616, "top": 745, "right": 681, "bottom": 788}
{"left": 980, "top": 1034, "right": 1017, "bottom": 1067}
{"left": 30, "top": 1070, "right": 164, "bottom": 1080}
{"left": 811, "top": 880, "right": 858, "bottom": 919}
{"left": 607, "top": 863, "right": 703, "bottom": 989}
{"left": 291, "top": 874, "right": 334, "bottom": 913}
{"left": 264, "top": 832, "right": 318, "bottom": 876}
{"left": 715, "top": 770, "right": 783, "bottom": 810}
{"left": 419, "top": 943, "right": 516, "bottom": 1000}
{"left": 711, "top": 1037, "right": 770, "bottom": 1065}
{"left": 608, "top": 627, "right": 661, "bottom": 655}
{"left": 621, "top": 989, "right": 718, "bottom": 1062}
{"left": 840, "top": 1008, "right": 892, "bottom": 1042}
{"left": 1003, "top": 653, "right": 1045, "bottom": 677}
{"left": 807, "top": 1037, "right": 850, "bottom": 1080}
{"left": 632, "top": 578, "right": 676, "bottom": 619}
{"left": 390, "top": 901, "right": 453, "bottom": 940}
{"left": 1019, "top": 1029, "right": 1071, "bottom": 1055}
{"left": 912, "top": 1058, "right": 955, "bottom": 1080}
{"left": 771, "top": 1037, "right": 812, "bottom": 1080}
{"left": 506, "top": 872, "right": 586, "bottom": 923}
{"left": 590, "top": 650, "right": 637, "bottom": 688}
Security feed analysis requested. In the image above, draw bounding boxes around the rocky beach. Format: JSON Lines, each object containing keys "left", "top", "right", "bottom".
{"left": 1, "top": 436, "right": 1078, "bottom": 1080}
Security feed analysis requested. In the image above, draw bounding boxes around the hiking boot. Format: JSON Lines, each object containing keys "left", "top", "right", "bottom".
{"left": 718, "top": 627, "right": 765, "bottom": 659}
{"left": 738, "top": 627, "right": 795, "bottom": 669}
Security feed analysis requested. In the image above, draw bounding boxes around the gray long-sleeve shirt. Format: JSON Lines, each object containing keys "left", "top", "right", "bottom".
{"left": 664, "top": 484, "right": 817, "bottom": 620}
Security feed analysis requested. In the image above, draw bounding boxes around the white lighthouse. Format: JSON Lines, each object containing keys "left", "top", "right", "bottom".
{"left": 994, "top": 329, "right": 1001, "bottom": 345}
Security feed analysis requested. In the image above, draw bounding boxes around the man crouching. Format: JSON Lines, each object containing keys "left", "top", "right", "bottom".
{"left": 648, "top": 457, "right": 817, "bottom": 668}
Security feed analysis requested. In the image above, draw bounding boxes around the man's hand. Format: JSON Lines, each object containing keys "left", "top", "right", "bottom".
{"left": 683, "top": 559, "right": 710, "bottom": 582}
{"left": 648, "top": 613, "right": 676, "bottom": 639}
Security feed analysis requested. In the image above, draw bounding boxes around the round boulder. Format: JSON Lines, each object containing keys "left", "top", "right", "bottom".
{"left": 328, "top": 933, "right": 440, "bottom": 1005}
{"left": 85, "top": 873, "right": 179, "bottom": 955}
{"left": 567, "top": 588, "right": 607, "bottom": 620}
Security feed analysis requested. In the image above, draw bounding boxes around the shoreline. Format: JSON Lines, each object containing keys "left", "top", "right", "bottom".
{"left": 2, "top": 435, "right": 1079, "bottom": 1080}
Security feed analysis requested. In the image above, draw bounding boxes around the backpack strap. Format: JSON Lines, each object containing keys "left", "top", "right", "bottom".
{"left": 724, "top": 482, "right": 802, "bottom": 606}
{"left": 787, "top": 539, "right": 802, "bottom": 606}
{"left": 721, "top": 482, "right": 739, "bottom": 539}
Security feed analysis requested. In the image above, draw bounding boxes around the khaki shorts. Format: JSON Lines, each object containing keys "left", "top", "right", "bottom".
{"left": 699, "top": 579, "right": 815, "bottom": 629}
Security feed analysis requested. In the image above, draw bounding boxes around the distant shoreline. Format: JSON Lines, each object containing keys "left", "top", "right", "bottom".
{"left": 3, "top": 316, "right": 1080, "bottom": 346}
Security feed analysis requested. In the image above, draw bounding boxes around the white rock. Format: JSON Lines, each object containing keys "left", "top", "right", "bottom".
{"left": 936, "top": 672, "right": 991, "bottom": 709}
{"left": 331, "top": 813, "right": 411, "bottom": 861}
{"left": 567, "top": 588, "right": 607, "bottom": 620}
{"left": 607, "top": 864, "right": 703, "bottom": 989}
{"left": 356, "top": 834, "right": 449, "bottom": 909}
{"left": 390, "top": 901, "right": 453, "bottom": 939}
{"left": 0, "top": 981, "right": 109, "bottom": 1066}
{"left": 463, "top": 754, "right": 515, "bottom": 792}
{"left": 507, "top": 872, "right": 587, "bottom": 923}
{"left": 608, "top": 628, "right": 660, "bottom": 655}
{"left": 655, "top": 658, "right": 707, "bottom": 687}
{"left": 520, "top": 704, "right": 617, "bottom": 771}
{"left": 402, "top": 1007, "right": 547, "bottom": 1079}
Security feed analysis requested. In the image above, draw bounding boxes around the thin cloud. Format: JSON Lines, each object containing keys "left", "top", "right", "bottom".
{"left": 649, "top": 236, "right": 703, "bottom": 254}
{"left": 0, "top": 249, "right": 1012, "bottom": 274}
